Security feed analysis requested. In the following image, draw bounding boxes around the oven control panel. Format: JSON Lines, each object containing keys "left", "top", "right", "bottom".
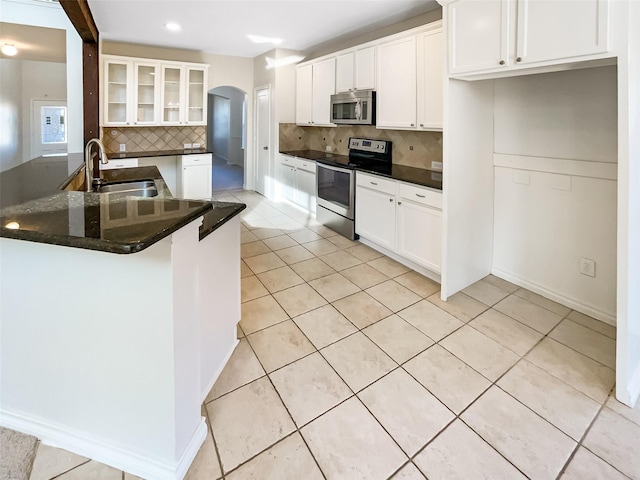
{"left": 349, "top": 138, "right": 389, "bottom": 154}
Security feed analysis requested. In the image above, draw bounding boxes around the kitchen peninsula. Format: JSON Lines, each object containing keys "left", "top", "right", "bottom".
{"left": 0, "top": 154, "right": 245, "bottom": 480}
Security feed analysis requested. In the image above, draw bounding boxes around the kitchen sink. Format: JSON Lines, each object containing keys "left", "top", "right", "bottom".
{"left": 96, "top": 180, "right": 158, "bottom": 197}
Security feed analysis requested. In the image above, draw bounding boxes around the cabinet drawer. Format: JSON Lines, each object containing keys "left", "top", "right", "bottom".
{"left": 356, "top": 172, "right": 396, "bottom": 195}
{"left": 398, "top": 182, "right": 442, "bottom": 209}
{"left": 101, "top": 158, "right": 138, "bottom": 170}
{"left": 181, "top": 154, "right": 212, "bottom": 167}
{"left": 280, "top": 155, "right": 296, "bottom": 166}
{"left": 296, "top": 159, "right": 316, "bottom": 173}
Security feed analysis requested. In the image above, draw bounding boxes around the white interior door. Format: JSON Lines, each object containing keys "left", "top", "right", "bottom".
{"left": 31, "top": 100, "right": 68, "bottom": 158}
{"left": 254, "top": 87, "right": 270, "bottom": 196}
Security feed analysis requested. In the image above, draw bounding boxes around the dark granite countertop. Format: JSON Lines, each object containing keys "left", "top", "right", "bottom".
{"left": 107, "top": 148, "right": 209, "bottom": 160}
{"left": 0, "top": 156, "right": 245, "bottom": 254}
{"left": 280, "top": 149, "right": 443, "bottom": 191}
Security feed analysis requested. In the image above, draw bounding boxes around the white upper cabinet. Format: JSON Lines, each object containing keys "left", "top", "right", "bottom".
{"left": 296, "top": 58, "right": 336, "bottom": 126}
{"left": 446, "top": 0, "right": 610, "bottom": 76}
{"left": 336, "top": 47, "right": 376, "bottom": 93}
{"left": 377, "top": 36, "right": 418, "bottom": 129}
{"left": 102, "top": 55, "right": 208, "bottom": 127}
{"left": 417, "top": 29, "right": 444, "bottom": 130}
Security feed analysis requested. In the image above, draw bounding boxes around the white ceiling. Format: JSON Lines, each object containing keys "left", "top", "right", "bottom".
{"left": 87, "top": 0, "right": 441, "bottom": 58}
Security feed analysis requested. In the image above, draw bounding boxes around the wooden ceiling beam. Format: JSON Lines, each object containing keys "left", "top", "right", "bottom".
{"left": 59, "top": 0, "right": 99, "bottom": 44}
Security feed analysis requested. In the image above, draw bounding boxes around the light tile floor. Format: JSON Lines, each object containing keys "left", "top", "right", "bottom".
{"left": 10, "top": 189, "right": 640, "bottom": 480}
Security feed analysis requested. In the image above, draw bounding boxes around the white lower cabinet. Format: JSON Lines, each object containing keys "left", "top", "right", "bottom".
{"left": 177, "top": 154, "right": 212, "bottom": 199}
{"left": 356, "top": 172, "right": 442, "bottom": 273}
{"left": 278, "top": 155, "right": 317, "bottom": 214}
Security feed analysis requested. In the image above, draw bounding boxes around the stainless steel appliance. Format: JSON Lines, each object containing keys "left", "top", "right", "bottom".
{"left": 330, "top": 90, "right": 376, "bottom": 125}
{"left": 316, "top": 137, "right": 392, "bottom": 239}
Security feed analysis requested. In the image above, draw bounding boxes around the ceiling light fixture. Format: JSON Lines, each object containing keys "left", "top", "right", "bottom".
{"left": 1, "top": 44, "right": 18, "bottom": 56}
{"left": 165, "top": 22, "right": 181, "bottom": 32}
{"left": 247, "top": 34, "right": 283, "bottom": 45}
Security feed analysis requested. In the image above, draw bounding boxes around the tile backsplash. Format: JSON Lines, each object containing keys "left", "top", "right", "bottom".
{"left": 279, "top": 123, "right": 443, "bottom": 170}
{"left": 101, "top": 126, "right": 207, "bottom": 155}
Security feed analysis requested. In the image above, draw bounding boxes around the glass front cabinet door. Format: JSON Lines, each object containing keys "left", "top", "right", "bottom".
{"left": 104, "top": 59, "right": 131, "bottom": 126}
{"left": 161, "top": 64, "right": 184, "bottom": 125}
{"left": 134, "top": 62, "right": 159, "bottom": 125}
{"left": 186, "top": 67, "right": 207, "bottom": 125}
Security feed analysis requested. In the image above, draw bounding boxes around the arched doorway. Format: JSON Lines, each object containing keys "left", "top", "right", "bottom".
{"left": 207, "top": 86, "right": 246, "bottom": 191}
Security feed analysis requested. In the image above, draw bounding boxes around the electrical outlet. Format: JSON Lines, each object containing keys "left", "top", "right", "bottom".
{"left": 326, "top": 145, "right": 332, "bottom": 152}
{"left": 184, "top": 143, "right": 193, "bottom": 149}
{"left": 192, "top": 143, "right": 201, "bottom": 148}
{"left": 409, "top": 145, "right": 414, "bottom": 151}
{"left": 119, "top": 144, "right": 126, "bottom": 152}
{"left": 580, "top": 257, "right": 596, "bottom": 277}
{"left": 431, "top": 161, "right": 443, "bottom": 170}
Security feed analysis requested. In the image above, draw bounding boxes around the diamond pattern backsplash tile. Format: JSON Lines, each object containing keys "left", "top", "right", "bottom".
{"left": 101, "top": 126, "right": 207, "bottom": 155}
{"left": 278, "top": 123, "right": 443, "bottom": 170}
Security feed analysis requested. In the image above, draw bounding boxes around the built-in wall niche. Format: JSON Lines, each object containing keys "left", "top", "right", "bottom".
{"left": 491, "top": 66, "right": 618, "bottom": 323}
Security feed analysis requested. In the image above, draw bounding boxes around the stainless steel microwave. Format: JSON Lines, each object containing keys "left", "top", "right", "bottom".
{"left": 330, "top": 90, "right": 376, "bottom": 125}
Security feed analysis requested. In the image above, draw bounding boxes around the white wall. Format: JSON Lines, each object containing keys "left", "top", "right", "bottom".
{"left": 0, "top": 60, "right": 22, "bottom": 171}
{"left": 492, "top": 67, "right": 618, "bottom": 323}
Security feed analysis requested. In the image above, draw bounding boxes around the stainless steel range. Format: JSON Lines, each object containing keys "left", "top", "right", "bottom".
{"left": 316, "top": 138, "right": 392, "bottom": 239}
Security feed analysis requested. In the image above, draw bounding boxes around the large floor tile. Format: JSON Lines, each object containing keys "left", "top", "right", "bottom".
{"left": 365, "top": 280, "right": 421, "bottom": 312}
{"left": 55, "top": 461, "right": 121, "bottom": 480}
{"left": 239, "top": 295, "right": 289, "bottom": 334}
{"left": 413, "top": 420, "right": 527, "bottom": 480}
{"left": 440, "top": 325, "right": 519, "bottom": 381}
{"left": 494, "top": 294, "right": 563, "bottom": 334}
{"left": 483, "top": 274, "right": 519, "bottom": 293}
{"left": 321, "top": 332, "right": 397, "bottom": 392}
{"left": 207, "top": 377, "right": 296, "bottom": 473}
{"left": 303, "top": 238, "right": 342, "bottom": 256}
{"left": 363, "top": 315, "right": 433, "bottom": 364}
{"left": 226, "top": 433, "right": 323, "bottom": 480}
{"left": 240, "top": 260, "right": 252, "bottom": 278}
{"left": 525, "top": 338, "right": 615, "bottom": 403}
{"left": 359, "top": 369, "right": 453, "bottom": 456}
{"left": 247, "top": 320, "right": 315, "bottom": 373}
{"left": 403, "top": 345, "right": 491, "bottom": 414}
{"left": 462, "top": 278, "right": 511, "bottom": 306}
{"left": 397, "top": 299, "right": 464, "bottom": 342}
{"left": 583, "top": 408, "right": 640, "bottom": 479}
{"left": 309, "top": 272, "right": 361, "bottom": 302}
{"left": 262, "top": 234, "right": 298, "bottom": 251}
{"left": 561, "top": 446, "right": 629, "bottom": 480}
{"left": 394, "top": 271, "right": 440, "bottom": 298}
{"left": 326, "top": 234, "right": 360, "bottom": 249}
{"left": 310, "top": 225, "right": 340, "bottom": 238}
{"left": 243, "top": 251, "right": 286, "bottom": 274}
{"left": 605, "top": 393, "right": 640, "bottom": 426}
{"left": 270, "top": 352, "right": 352, "bottom": 427}
{"left": 319, "top": 250, "right": 363, "bottom": 271}
{"left": 272, "top": 283, "right": 327, "bottom": 317}
{"left": 497, "top": 360, "right": 600, "bottom": 440}
{"left": 241, "top": 275, "right": 269, "bottom": 303}
{"left": 346, "top": 244, "right": 384, "bottom": 262}
{"left": 240, "top": 240, "right": 271, "bottom": 259}
{"left": 567, "top": 310, "right": 616, "bottom": 339}
{"left": 256, "top": 266, "right": 305, "bottom": 293}
{"left": 340, "top": 263, "right": 389, "bottom": 289}
{"left": 512, "top": 288, "right": 571, "bottom": 317}
{"left": 293, "top": 304, "right": 357, "bottom": 349}
{"left": 274, "top": 245, "right": 315, "bottom": 264}
{"left": 240, "top": 230, "right": 259, "bottom": 244}
{"left": 251, "top": 227, "right": 284, "bottom": 240}
{"left": 367, "top": 256, "right": 410, "bottom": 277}
{"left": 462, "top": 386, "right": 576, "bottom": 480}
{"left": 332, "top": 291, "right": 393, "bottom": 329}
{"left": 301, "top": 397, "right": 407, "bottom": 480}
{"left": 427, "top": 291, "right": 488, "bottom": 322}
{"left": 549, "top": 319, "right": 616, "bottom": 369}
{"left": 470, "top": 308, "right": 543, "bottom": 356}
{"left": 29, "top": 444, "right": 88, "bottom": 480}
{"left": 205, "top": 338, "right": 265, "bottom": 402}
{"left": 289, "top": 257, "right": 336, "bottom": 281}
{"left": 288, "top": 229, "right": 323, "bottom": 244}
{"left": 184, "top": 429, "right": 222, "bottom": 480}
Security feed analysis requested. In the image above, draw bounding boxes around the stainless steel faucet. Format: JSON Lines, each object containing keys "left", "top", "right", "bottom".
{"left": 84, "top": 138, "right": 109, "bottom": 192}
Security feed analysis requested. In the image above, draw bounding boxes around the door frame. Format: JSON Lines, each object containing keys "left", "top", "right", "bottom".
{"left": 253, "top": 84, "right": 272, "bottom": 198}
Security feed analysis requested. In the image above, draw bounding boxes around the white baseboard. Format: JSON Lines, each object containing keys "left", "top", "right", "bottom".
{"left": 358, "top": 237, "right": 441, "bottom": 285}
{"left": 491, "top": 267, "right": 616, "bottom": 325}
{"left": 200, "top": 337, "right": 239, "bottom": 403}
{"left": 0, "top": 409, "right": 207, "bottom": 480}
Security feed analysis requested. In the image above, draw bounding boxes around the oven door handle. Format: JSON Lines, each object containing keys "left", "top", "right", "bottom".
{"left": 317, "top": 162, "right": 352, "bottom": 175}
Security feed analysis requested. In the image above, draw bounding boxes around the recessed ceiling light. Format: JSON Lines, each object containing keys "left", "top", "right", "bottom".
{"left": 165, "top": 22, "right": 181, "bottom": 32}
{"left": 1, "top": 44, "right": 18, "bottom": 56}
{"left": 247, "top": 34, "right": 283, "bottom": 45}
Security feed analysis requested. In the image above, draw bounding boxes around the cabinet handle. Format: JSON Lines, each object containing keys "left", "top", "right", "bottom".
{"left": 370, "top": 181, "right": 378, "bottom": 185}
{"left": 499, "top": 60, "right": 505, "bottom": 65}
{"left": 416, "top": 193, "right": 426, "bottom": 198}
{"left": 398, "top": 201, "right": 402, "bottom": 205}
{"left": 410, "top": 123, "right": 415, "bottom": 127}
{"left": 516, "top": 57, "right": 522, "bottom": 63}
{"left": 420, "top": 123, "right": 424, "bottom": 127}
{"left": 389, "top": 198, "right": 393, "bottom": 202}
